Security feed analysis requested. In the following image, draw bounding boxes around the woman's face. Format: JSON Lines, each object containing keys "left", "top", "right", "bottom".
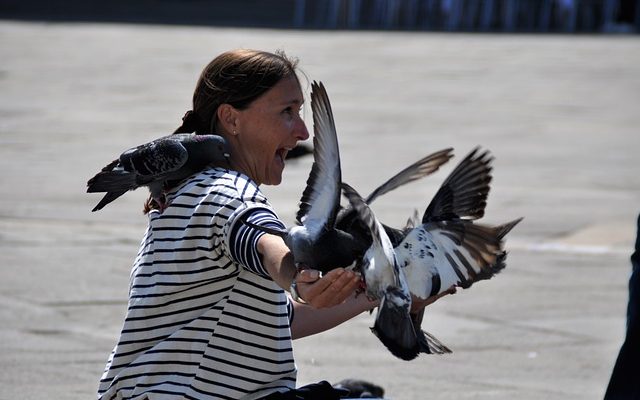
{"left": 231, "top": 75, "right": 310, "bottom": 185}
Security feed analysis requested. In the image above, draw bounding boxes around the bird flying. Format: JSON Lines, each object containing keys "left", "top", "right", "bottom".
{"left": 341, "top": 148, "right": 522, "bottom": 360}
{"left": 87, "top": 133, "right": 229, "bottom": 212}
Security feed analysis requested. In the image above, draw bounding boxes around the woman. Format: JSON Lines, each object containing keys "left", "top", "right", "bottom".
{"left": 98, "top": 49, "right": 445, "bottom": 400}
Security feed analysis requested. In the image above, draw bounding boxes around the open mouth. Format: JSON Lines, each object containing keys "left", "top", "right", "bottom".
{"left": 276, "top": 148, "right": 290, "bottom": 163}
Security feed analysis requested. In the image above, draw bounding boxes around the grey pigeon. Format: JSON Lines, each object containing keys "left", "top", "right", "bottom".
{"left": 341, "top": 148, "right": 522, "bottom": 360}
{"left": 241, "top": 81, "right": 452, "bottom": 272}
{"left": 87, "top": 133, "right": 229, "bottom": 212}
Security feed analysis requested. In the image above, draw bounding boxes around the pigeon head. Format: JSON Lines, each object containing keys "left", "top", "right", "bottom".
{"left": 193, "top": 135, "right": 231, "bottom": 165}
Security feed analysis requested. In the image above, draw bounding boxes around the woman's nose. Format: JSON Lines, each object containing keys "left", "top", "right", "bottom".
{"left": 294, "top": 116, "right": 310, "bottom": 141}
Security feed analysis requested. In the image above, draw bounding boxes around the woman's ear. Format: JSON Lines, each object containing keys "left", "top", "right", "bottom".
{"left": 217, "top": 104, "right": 240, "bottom": 136}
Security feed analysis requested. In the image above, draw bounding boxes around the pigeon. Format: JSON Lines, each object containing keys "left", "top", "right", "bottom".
{"left": 87, "top": 133, "right": 229, "bottom": 212}
{"left": 333, "top": 379, "right": 385, "bottom": 398}
{"left": 341, "top": 148, "right": 522, "bottom": 360}
{"left": 240, "top": 81, "right": 453, "bottom": 272}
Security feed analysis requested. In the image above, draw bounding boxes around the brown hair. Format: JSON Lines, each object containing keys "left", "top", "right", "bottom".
{"left": 174, "top": 49, "right": 300, "bottom": 135}
{"left": 145, "top": 49, "right": 300, "bottom": 213}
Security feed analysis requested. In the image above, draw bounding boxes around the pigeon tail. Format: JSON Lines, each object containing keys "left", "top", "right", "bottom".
{"left": 412, "top": 309, "right": 452, "bottom": 355}
{"left": 495, "top": 217, "right": 524, "bottom": 240}
{"left": 471, "top": 217, "right": 522, "bottom": 282}
{"left": 417, "top": 329, "right": 452, "bottom": 355}
{"left": 88, "top": 169, "right": 138, "bottom": 211}
{"left": 91, "top": 190, "right": 128, "bottom": 212}
{"left": 371, "top": 290, "right": 420, "bottom": 361}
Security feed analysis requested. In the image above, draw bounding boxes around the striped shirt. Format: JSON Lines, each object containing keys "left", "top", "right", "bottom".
{"left": 98, "top": 168, "right": 296, "bottom": 400}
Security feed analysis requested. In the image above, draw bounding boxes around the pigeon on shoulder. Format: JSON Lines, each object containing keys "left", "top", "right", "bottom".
{"left": 87, "top": 133, "right": 229, "bottom": 212}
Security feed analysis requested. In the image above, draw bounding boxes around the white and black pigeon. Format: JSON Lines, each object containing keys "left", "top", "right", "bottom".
{"left": 341, "top": 182, "right": 451, "bottom": 360}
{"left": 341, "top": 148, "right": 522, "bottom": 361}
{"left": 240, "top": 81, "right": 453, "bottom": 272}
{"left": 87, "top": 133, "right": 229, "bottom": 212}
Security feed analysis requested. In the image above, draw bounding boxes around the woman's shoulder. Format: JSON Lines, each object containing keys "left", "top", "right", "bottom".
{"left": 169, "top": 167, "right": 269, "bottom": 206}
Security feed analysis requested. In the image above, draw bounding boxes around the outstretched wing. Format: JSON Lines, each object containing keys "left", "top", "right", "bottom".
{"left": 295, "top": 81, "right": 342, "bottom": 233}
{"left": 365, "top": 148, "right": 454, "bottom": 204}
{"left": 423, "top": 147, "right": 493, "bottom": 223}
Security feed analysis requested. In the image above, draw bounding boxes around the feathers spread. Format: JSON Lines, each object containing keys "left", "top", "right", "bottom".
{"left": 342, "top": 147, "right": 522, "bottom": 360}
{"left": 87, "top": 133, "right": 229, "bottom": 211}
{"left": 335, "top": 148, "right": 454, "bottom": 248}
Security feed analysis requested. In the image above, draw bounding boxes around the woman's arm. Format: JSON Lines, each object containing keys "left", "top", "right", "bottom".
{"left": 289, "top": 274, "right": 455, "bottom": 340}
{"left": 257, "top": 233, "right": 454, "bottom": 339}
{"left": 257, "top": 233, "right": 361, "bottom": 308}
{"left": 290, "top": 288, "right": 377, "bottom": 339}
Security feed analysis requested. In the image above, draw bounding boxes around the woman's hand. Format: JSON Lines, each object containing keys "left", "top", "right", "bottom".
{"left": 410, "top": 285, "right": 457, "bottom": 313}
{"left": 294, "top": 268, "right": 361, "bottom": 309}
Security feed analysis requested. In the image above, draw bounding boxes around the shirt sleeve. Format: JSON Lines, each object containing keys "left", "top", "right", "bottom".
{"left": 226, "top": 206, "right": 287, "bottom": 278}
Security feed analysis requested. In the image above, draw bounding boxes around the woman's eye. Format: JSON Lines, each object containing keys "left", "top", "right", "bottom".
{"left": 284, "top": 107, "right": 299, "bottom": 118}
{"left": 283, "top": 106, "right": 303, "bottom": 119}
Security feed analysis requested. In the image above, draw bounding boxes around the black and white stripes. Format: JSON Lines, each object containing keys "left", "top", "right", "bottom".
{"left": 99, "top": 168, "right": 296, "bottom": 400}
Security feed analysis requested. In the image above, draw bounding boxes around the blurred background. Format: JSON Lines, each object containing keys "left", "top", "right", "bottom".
{"left": 1, "top": 1, "right": 639, "bottom": 400}
{"left": 2, "top": 0, "right": 639, "bottom": 32}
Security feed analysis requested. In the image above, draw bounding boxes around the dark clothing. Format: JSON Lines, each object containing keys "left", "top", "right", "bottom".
{"left": 604, "top": 214, "right": 640, "bottom": 399}
{"left": 260, "top": 381, "right": 350, "bottom": 400}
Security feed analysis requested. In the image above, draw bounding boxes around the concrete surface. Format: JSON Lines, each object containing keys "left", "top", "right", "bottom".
{"left": 0, "top": 20, "right": 639, "bottom": 400}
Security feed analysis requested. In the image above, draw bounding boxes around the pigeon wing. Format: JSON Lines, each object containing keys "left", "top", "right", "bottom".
{"left": 341, "top": 183, "right": 400, "bottom": 285}
{"left": 295, "top": 81, "right": 341, "bottom": 231}
{"left": 422, "top": 147, "right": 493, "bottom": 223}
{"left": 335, "top": 150, "right": 452, "bottom": 241}
{"left": 120, "top": 135, "right": 190, "bottom": 178}
{"left": 86, "top": 158, "right": 123, "bottom": 192}
{"left": 365, "top": 148, "right": 454, "bottom": 204}
{"left": 399, "top": 220, "right": 511, "bottom": 299}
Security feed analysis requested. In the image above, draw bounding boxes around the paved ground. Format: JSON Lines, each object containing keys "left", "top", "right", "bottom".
{"left": 1, "top": 20, "right": 639, "bottom": 400}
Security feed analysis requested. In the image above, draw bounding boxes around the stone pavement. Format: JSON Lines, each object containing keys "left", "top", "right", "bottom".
{"left": 1, "top": 20, "right": 639, "bottom": 400}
